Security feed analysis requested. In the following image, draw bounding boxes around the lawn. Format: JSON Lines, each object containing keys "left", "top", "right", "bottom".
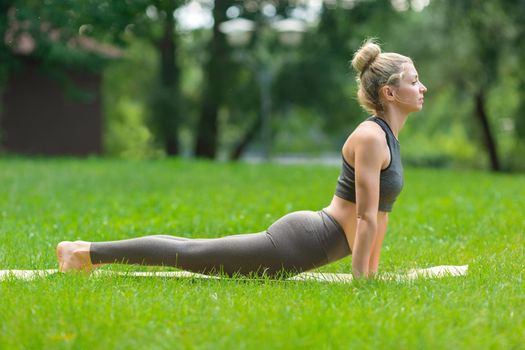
{"left": 0, "top": 158, "right": 523, "bottom": 349}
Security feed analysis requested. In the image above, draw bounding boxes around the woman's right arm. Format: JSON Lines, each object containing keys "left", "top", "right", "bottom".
{"left": 351, "top": 130, "right": 385, "bottom": 279}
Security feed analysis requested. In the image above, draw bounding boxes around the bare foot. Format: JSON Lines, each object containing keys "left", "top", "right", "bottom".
{"left": 56, "top": 241, "right": 100, "bottom": 273}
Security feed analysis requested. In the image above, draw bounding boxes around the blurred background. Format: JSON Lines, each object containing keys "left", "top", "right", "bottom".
{"left": 0, "top": 0, "right": 523, "bottom": 171}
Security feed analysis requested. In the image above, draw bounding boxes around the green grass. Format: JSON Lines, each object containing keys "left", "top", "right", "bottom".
{"left": 0, "top": 158, "right": 523, "bottom": 349}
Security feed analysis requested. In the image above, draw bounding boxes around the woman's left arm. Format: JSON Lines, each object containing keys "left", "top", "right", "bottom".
{"left": 368, "top": 214, "right": 388, "bottom": 276}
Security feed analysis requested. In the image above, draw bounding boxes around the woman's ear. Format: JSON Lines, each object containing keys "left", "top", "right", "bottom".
{"left": 381, "top": 85, "right": 395, "bottom": 102}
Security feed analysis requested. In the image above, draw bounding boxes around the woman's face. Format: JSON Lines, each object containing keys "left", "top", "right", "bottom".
{"left": 392, "top": 63, "right": 427, "bottom": 113}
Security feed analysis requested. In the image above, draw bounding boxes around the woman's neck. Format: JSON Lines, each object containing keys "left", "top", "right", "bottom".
{"left": 375, "top": 109, "right": 408, "bottom": 139}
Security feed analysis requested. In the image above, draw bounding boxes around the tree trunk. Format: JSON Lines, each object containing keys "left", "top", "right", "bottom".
{"left": 515, "top": 78, "right": 525, "bottom": 140}
{"left": 474, "top": 90, "right": 501, "bottom": 171}
{"left": 194, "top": 1, "right": 230, "bottom": 159}
{"left": 0, "top": 2, "right": 13, "bottom": 84}
{"left": 230, "top": 113, "right": 262, "bottom": 161}
{"left": 154, "top": 0, "right": 180, "bottom": 156}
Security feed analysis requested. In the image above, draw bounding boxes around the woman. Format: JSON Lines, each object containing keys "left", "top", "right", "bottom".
{"left": 57, "top": 39, "right": 427, "bottom": 279}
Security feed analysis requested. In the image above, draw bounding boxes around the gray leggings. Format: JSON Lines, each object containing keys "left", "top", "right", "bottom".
{"left": 90, "top": 210, "right": 351, "bottom": 278}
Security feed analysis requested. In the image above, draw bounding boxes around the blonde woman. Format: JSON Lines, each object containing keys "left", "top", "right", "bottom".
{"left": 57, "top": 39, "right": 427, "bottom": 279}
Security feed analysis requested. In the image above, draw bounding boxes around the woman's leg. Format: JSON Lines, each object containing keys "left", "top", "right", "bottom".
{"left": 56, "top": 210, "right": 350, "bottom": 277}
{"left": 56, "top": 235, "right": 191, "bottom": 273}
{"left": 90, "top": 232, "right": 285, "bottom": 276}
{"left": 57, "top": 232, "right": 286, "bottom": 277}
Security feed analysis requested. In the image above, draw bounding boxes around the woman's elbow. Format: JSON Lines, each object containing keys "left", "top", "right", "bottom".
{"left": 357, "top": 211, "right": 378, "bottom": 230}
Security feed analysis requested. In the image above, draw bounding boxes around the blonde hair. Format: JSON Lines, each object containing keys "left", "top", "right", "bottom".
{"left": 351, "top": 39, "right": 412, "bottom": 115}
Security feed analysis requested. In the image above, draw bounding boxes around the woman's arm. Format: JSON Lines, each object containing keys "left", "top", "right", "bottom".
{"left": 368, "top": 214, "right": 388, "bottom": 276}
{"left": 351, "top": 129, "right": 385, "bottom": 279}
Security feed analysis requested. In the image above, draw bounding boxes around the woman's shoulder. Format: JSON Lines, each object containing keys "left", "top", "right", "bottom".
{"left": 348, "top": 119, "right": 387, "bottom": 144}
{"left": 342, "top": 120, "right": 388, "bottom": 160}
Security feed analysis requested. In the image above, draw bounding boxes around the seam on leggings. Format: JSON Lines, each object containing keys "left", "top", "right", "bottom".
{"left": 320, "top": 209, "right": 352, "bottom": 254}
{"left": 313, "top": 212, "right": 331, "bottom": 265}
{"left": 320, "top": 209, "right": 346, "bottom": 237}
{"left": 265, "top": 230, "right": 277, "bottom": 249}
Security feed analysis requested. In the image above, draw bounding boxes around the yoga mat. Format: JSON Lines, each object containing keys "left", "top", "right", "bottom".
{"left": 0, "top": 265, "right": 468, "bottom": 283}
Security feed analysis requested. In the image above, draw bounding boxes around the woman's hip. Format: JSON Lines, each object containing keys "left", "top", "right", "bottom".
{"left": 267, "top": 210, "right": 351, "bottom": 265}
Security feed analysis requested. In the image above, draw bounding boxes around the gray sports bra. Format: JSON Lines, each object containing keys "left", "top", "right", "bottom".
{"left": 334, "top": 116, "right": 404, "bottom": 212}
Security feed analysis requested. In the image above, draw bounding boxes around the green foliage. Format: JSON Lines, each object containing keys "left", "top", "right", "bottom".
{"left": 272, "top": 106, "right": 339, "bottom": 154}
{"left": 0, "top": 159, "right": 523, "bottom": 348}
{"left": 274, "top": 0, "right": 400, "bottom": 137}
{"left": 104, "top": 99, "right": 163, "bottom": 159}
{"left": 103, "top": 38, "right": 164, "bottom": 159}
{"left": 378, "top": 0, "right": 525, "bottom": 171}
{"left": 401, "top": 121, "right": 480, "bottom": 168}
{"left": 2, "top": 0, "right": 525, "bottom": 170}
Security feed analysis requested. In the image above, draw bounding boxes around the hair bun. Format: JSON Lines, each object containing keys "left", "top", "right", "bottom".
{"left": 351, "top": 39, "right": 381, "bottom": 74}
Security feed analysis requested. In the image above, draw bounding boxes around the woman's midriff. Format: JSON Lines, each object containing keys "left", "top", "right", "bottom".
{"left": 324, "top": 196, "right": 357, "bottom": 252}
{"left": 324, "top": 195, "right": 389, "bottom": 253}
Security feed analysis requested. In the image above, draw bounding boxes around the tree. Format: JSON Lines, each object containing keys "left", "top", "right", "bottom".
{"left": 439, "top": 0, "right": 525, "bottom": 171}
{"left": 273, "top": 0, "right": 401, "bottom": 139}
{"left": 0, "top": 0, "right": 14, "bottom": 84}
{"left": 2, "top": 0, "right": 185, "bottom": 156}
{"left": 194, "top": 0, "right": 232, "bottom": 159}
{"left": 149, "top": 0, "right": 183, "bottom": 156}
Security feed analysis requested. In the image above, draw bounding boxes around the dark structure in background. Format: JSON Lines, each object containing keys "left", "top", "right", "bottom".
{"left": 1, "top": 19, "right": 121, "bottom": 156}
{"left": 1, "top": 58, "right": 103, "bottom": 156}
